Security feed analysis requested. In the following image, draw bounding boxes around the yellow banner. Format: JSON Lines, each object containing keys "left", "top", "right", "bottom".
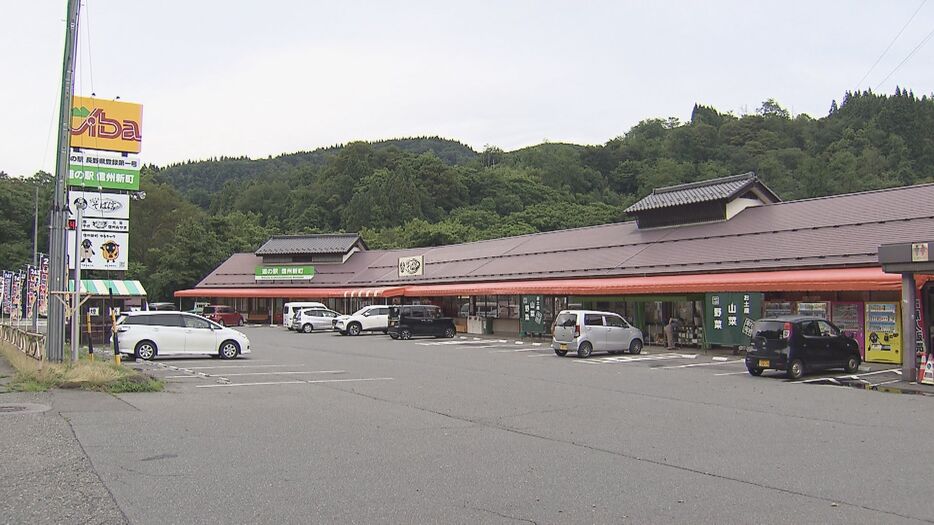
{"left": 70, "top": 96, "right": 143, "bottom": 153}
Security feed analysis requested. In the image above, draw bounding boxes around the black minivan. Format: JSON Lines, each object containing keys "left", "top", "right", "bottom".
{"left": 745, "top": 316, "right": 861, "bottom": 379}
{"left": 387, "top": 305, "right": 456, "bottom": 340}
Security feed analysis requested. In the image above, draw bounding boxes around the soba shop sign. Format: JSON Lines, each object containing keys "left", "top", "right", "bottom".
{"left": 254, "top": 265, "right": 316, "bottom": 281}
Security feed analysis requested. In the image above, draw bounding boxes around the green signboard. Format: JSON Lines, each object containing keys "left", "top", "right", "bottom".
{"left": 520, "top": 295, "right": 546, "bottom": 335}
{"left": 704, "top": 292, "right": 763, "bottom": 347}
{"left": 255, "top": 265, "right": 316, "bottom": 281}
{"left": 68, "top": 151, "right": 141, "bottom": 191}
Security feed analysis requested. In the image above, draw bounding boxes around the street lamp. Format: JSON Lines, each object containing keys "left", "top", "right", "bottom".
{"left": 71, "top": 196, "right": 87, "bottom": 363}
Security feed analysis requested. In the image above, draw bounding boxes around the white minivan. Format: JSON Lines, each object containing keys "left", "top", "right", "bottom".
{"left": 552, "top": 310, "right": 643, "bottom": 358}
{"left": 283, "top": 302, "right": 327, "bottom": 329}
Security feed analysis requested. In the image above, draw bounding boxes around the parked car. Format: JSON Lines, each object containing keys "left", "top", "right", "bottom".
{"left": 201, "top": 305, "right": 244, "bottom": 326}
{"left": 283, "top": 301, "right": 328, "bottom": 330}
{"left": 292, "top": 307, "right": 341, "bottom": 333}
{"left": 147, "top": 302, "right": 177, "bottom": 311}
{"left": 334, "top": 305, "right": 391, "bottom": 336}
{"left": 387, "top": 305, "right": 456, "bottom": 340}
{"left": 745, "top": 316, "right": 861, "bottom": 379}
{"left": 552, "top": 310, "right": 644, "bottom": 358}
{"left": 116, "top": 311, "right": 251, "bottom": 360}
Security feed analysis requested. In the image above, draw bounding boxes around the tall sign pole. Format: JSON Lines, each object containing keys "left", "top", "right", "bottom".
{"left": 48, "top": 0, "right": 81, "bottom": 363}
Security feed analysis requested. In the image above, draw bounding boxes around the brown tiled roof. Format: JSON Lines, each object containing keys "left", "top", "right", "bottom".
{"left": 624, "top": 172, "right": 780, "bottom": 213}
{"left": 255, "top": 234, "right": 365, "bottom": 255}
{"left": 193, "top": 183, "right": 934, "bottom": 290}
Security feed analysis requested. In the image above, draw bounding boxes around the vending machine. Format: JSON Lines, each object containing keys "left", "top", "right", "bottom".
{"left": 865, "top": 302, "right": 901, "bottom": 364}
{"left": 796, "top": 301, "right": 829, "bottom": 319}
{"left": 831, "top": 302, "right": 865, "bottom": 359}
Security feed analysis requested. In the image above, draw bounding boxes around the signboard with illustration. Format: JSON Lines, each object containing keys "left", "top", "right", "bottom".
{"left": 66, "top": 231, "right": 129, "bottom": 270}
{"left": 68, "top": 151, "right": 141, "bottom": 191}
{"left": 520, "top": 295, "right": 545, "bottom": 335}
{"left": 255, "top": 265, "right": 316, "bottom": 281}
{"left": 398, "top": 256, "right": 424, "bottom": 277}
{"left": 704, "top": 292, "right": 763, "bottom": 346}
{"left": 71, "top": 96, "right": 143, "bottom": 153}
{"left": 67, "top": 190, "right": 130, "bottom": 220}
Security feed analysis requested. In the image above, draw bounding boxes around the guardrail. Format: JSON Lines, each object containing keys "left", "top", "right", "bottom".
{"left": 0, "top": 325, "right": 45, "bottom": 361}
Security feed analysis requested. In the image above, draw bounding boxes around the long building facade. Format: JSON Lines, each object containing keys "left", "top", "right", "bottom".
{"left": 176, "top": 174, "right": 934, "bottom": 365}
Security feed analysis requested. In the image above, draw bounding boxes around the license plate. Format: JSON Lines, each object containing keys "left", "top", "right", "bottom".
{"left": 559, "top": 344, "right": 567, "bottom": 350}
{"left": 758, "top": 359, "right": 770, "bottom": 368}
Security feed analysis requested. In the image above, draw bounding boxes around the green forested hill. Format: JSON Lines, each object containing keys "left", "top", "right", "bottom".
{"left": 3, "top": 90, "right": 934, "bottom": 299}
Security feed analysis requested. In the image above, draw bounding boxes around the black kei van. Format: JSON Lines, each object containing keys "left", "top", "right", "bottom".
{"left": 745, "top": 316, "right": 861, "bottom": 379}
{"left": 387, "top": 305, "right": 456, "bottom": 340}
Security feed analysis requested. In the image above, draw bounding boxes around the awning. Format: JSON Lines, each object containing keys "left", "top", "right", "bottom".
{"left": 173, "top": 286, "right": 405, "bottom": 299}
{"left": 399, "top": 267, "right": 928, "bottom": 296}
{"left": 68, "top": 279, "right": 147, "bottom": 297}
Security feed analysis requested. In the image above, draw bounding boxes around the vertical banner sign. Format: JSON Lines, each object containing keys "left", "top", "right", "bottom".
{"left": 520, "top": 295, "right": 545, "bottom": 335}
{"left": 704, "top": 292, "right": 763, "bottom": 347}
{"left": 1, "top": 271, "right": 12, "bottom": 315}
{"left": 24, "top": 265, "right": 35, "bottom": 320}
{"left": 11, "top": 272, "right": 22, "bottom": 320}
{"left": 38, "top": 256, "right": 49, "bottom": 317}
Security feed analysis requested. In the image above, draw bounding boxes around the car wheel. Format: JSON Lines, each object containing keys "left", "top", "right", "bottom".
{"left": 443, "top": 327, "right": 456, "bottom": 338}
{"left": 134, "top": 341, "right": 157, "bottom": 361}
{"left": 219, "top": 340, "right": 240, "bottom": 359}
{"left": 302, "top": 324, "right": 313, "bottom": 334}
{"left": 746, "top": 365, "right": 763, "bottom": 376}
{"left": 555, "top": 349, "right": 568, "bottom": 357}
{"left": 347, "top": 323, "right": 362, "bottom": 336}
{"left": 400, "top": 329, "right": 412, "bottom": 340}
{"left": 629, "top": 339, "right": 643, "bottom": 355}
{"left": 844, "top": 355, "right": 860, "bottom": 373}
{"left": 577, "top": 341, "right": 593, "bottom": 358}
{"left": 787, "top": 359, "right": 805, "bottom": 380}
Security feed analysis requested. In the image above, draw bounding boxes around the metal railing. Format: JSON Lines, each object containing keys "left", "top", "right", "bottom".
{"left": 0, "top": 325, "right": 45, "bottom": 361}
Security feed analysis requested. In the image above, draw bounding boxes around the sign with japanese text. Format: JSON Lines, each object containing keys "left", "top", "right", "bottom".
{"left": 254, "top": 265, "right": 316, "bottom": 281}
{"left": 38, "top": 257, "right": 48, "bottom": 317}
{"left": 67, "top": 190, "right": 130, "bottom": 220}
{"left": 704, "top": 292, "right": 763, "bottom": 347}
{"left": 1, "top": 271, "right": 10, "bottom": 315}
{"left": 68, "top": 151, "right": 141, "bottom": 191}
{"left": 66, "top": 231, "right": 129, "bottom": 271}
{"left": 71, "top": 96, "right": 143, "bottom": 154}
{"left": 520, "top": 295, "right": 545, "bottom": 335}
{"left": 398, "top": 256, "right": 424, "bottom": 277}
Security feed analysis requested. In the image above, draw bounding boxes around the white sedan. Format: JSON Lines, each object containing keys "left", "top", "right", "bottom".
{"left": 116, "top": 311, "right": 251, "bottom": 360}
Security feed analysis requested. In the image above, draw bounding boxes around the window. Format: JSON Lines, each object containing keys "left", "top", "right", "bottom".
{"left": 184, "top": 315, "right": 211, "bottom": 329}
{"left": 801, "top": 321, "right": 821, "bottom": 337}
{"left": 584, "top": 314, "right": 604, "bottom": 326}
{"left": 817, "top": 320, "right": 839, "bottom": 337}
{"left": 555, "top": 313, "right": 577, "bottom": 327}
{"left": 374, "top": 307, "right": 389, "bottom": 316}
{"left": 124, "top": 315, "right": 149, "bottom": 326}
{"left": 605, "top": 315, "right": 625, "bottom": 328}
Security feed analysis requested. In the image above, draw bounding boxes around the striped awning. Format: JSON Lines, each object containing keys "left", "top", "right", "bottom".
{"left": 68, "top": 279, "right": 147, "bottom": 297}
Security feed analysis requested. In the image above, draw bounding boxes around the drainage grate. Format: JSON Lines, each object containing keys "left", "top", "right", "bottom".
{"left": 0, "top": 403, "right": 52, "bottom": 415}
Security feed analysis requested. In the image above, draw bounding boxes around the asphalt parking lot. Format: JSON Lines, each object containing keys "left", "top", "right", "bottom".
{"left": 55, "top": 327, "right": 934, "bottom": 524}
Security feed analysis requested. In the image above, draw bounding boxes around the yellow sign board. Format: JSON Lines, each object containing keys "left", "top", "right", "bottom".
{"left": 70, "top": 96, "right": 143, "bottom": 153}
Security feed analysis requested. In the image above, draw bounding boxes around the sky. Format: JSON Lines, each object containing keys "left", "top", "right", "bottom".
{"left": 2, "top": 1, "right": 933, "bottom": 177}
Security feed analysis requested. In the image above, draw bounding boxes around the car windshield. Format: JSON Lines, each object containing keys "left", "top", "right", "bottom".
{"left": 752, "top": 321, "right": 788, "bottom": 340}
{"left": 555, "top": 313, "right": 577, "bottom": 327}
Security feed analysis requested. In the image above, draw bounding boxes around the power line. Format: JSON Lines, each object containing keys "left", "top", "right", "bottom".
{"left": 855, "top": 0, "right": 927, "bottom": 89}
{"left": 875, "top": 23, "right": 934, "bottom": 91}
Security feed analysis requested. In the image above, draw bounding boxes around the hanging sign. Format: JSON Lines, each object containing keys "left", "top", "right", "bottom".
{"left": 68, "top": 151, "right": 141, "bottom": 191}
{"left": 520, "top": 295, "right": 546, "bottom": 335}
{"left": 398, "top": 256, "right": 424, "bottom": 277}
{"left": 70, "top": 96, "right": 143, "bottom": 153}
{"left": 704, "top": 292, "right": 763, "bottom": 346}
{"left": 66, "top": 231, "right": 129, "bottom": 270}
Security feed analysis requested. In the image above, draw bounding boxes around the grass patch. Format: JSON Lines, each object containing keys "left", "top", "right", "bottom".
{"left": 0, "top": 340, "right": 162, "bottom": 393}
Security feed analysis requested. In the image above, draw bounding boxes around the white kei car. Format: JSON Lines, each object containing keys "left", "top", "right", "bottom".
{"left": 334, "top": 305, "right": 391, "bottom": 336}
{"left": 116, "top": 311, "right": 251, "bottom": 360}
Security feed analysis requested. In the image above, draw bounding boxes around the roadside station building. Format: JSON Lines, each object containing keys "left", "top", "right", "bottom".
{"left": 175, "top": 173, "right": 934, "bottom": 365}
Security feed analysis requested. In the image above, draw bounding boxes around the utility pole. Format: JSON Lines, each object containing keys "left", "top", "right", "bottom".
{"left": 48, "top": 0, "right": 81, "bottom": 363}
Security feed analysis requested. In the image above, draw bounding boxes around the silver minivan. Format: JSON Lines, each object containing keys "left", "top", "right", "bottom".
{"left": 552, "top": 310, "right": 644, "bottom": 358}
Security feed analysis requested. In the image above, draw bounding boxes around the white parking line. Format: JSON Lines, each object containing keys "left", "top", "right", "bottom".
{"left": 184, "top": 364, "right": 305, "bottom": 370}
{"left": 196, "top": 377, "right": 394, "bottom": 388}
{"left": 654, "top": 359, "right": 744, "bottom": 369}
{"left": 576, "top": 354, "right": 694, "bottom": 365}
{"left": 492, "top": 348, "right": 546, "bottom": 353}
{"left": 714, "top": 371, "right": 751, "bottom": 376}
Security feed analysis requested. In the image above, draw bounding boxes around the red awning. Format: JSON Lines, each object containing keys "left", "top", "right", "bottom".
{"left": 400, "top": 267, "right": 927, "bottom": 297}
{"left": 174, "top": 286, "right": 405, "bottom": 299}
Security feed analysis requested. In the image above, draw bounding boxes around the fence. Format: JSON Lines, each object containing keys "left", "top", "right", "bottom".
{"left": 0, "top": 325, "right": 45, "bottom": 361}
